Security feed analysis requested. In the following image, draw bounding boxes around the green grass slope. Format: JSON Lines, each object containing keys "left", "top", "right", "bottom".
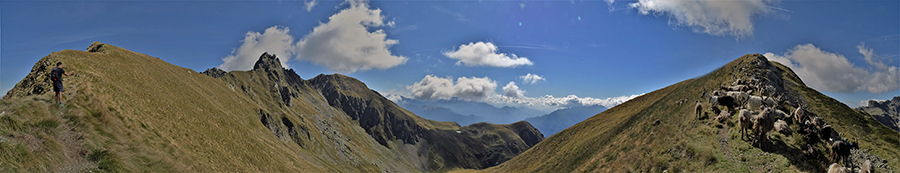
{"left": 482, "top": 54, "right": 899, "bottom": 172}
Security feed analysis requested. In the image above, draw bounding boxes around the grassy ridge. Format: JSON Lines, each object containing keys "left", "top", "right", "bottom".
{"left": 1, "top": 42, "right": 545, "bottom": 172}
{"left": 480, "top": 54, "right": 899, "bottom": 172}
{"left": 1, "top": 43, "right": 342, "bottom": 172}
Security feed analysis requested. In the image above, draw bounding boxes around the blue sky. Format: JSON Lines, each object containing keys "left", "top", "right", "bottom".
{"left": 2, "top": 0, "right": 898, "bottom": 110}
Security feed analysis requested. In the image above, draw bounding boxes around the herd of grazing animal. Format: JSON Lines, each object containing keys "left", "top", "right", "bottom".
{"left": 691, "top": 65, "right": 877, "bottom": 171}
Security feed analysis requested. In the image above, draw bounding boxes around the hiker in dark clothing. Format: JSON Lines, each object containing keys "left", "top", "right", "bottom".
{"left": 51, "top": 62, "right": 74, "bottom": 107}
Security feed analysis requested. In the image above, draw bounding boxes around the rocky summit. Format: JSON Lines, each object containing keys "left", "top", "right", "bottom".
{"left": 0, "top": 42, "right": 542, "bottom": 172}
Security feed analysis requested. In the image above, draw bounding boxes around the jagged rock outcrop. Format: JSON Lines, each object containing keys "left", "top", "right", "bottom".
{"left": 201, "top": 67, "right": 227, "bottom": 78}
{"left": 252, "top": 52, "right": 282, "bottom": 71}
{"left": 208, "top": 52, "right": 304, "bottom": 108}
{"left": 857, "top": 96, "right": 900, "bottom": 132}
{"left": 258, "top": 109, "right": 311, "bottom": 148}
{"left": 86, "top": 41, "right": 106, "bottom": 53}
{"left": 3, "top": 58, "right": 55, "bottom": 99}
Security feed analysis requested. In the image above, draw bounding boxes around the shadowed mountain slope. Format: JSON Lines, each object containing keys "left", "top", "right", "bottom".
{"left": 474, "top": 54, "right": 899, "bottom": 172}
{"left": 0, "top": 42, "right": 542, "bottom": 172}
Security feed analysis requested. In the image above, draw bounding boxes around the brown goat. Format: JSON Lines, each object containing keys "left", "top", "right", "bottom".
{"left": 753, "top": 107, "right": 775, "bottom": 146}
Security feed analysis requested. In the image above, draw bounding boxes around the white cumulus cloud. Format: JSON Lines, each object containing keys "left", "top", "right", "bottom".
{"left": 487, "top": 93, "right": 643, "bottom": 110}
{"left": 502, "top": 82, "right": 526, "bottom": 98}
{"left": 519, "top": 73, "right": 546, "bottom": 84}
{"left": 406, "top": 75, "right": 498, "bottom": 101}
{"left": 218, "top": 0, "right": 406, "bottom": 73}
{"left": 765, "top": 43, "right": 899, "bottom": 94}
{"left": 295, "top": 1, "right": 407, "bottom": 73}
{"left": 398, "top": 75, "right": 643, "bottom": 111}
{"left": 218, "top": 26, "right": 295, "bottom": 71}
{"left": 628, "top": 0, "right": 775, "bottom": 38}
{"left": 443, "top": 41, "right": 534, "bottom": 67}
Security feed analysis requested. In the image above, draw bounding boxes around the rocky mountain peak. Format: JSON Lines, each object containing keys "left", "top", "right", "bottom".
{"left": 201, "top": 67, "right": 227, "bottom": 78}
{"left": 858, "top": 96, "right": 900, "bottom": 132}
{"left": 87, "top": 41, "right": 107, "bottom": 52}
{"left": 252, "top": 52, "right": 283, "bottom": 71}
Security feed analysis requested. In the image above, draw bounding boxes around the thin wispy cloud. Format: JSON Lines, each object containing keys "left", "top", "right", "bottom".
{"left": 432, "top": 6, "right": 470, "bottom": 22}
{"left": 389, "top": 24, "right": 418, "bottom": 34}
{"left": 499, "top": 44, "right": 560, "bottom": 51}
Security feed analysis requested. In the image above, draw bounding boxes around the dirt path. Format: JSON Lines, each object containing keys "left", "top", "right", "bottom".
{"left": 718, "top": 126, "right": 735, "bottom": 163}
{"left": 56, "top": 106, "right": 97, "bottom": 172}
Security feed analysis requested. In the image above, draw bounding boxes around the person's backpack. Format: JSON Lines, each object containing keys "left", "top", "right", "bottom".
{"left": 50, "top": 68, "right": 60, "bottom": 82}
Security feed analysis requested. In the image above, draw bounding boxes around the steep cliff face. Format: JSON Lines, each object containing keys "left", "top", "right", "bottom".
{"left": 309, "top": 74, "right": 427, "bottom": 146}
{"left": 0, "top": 42, "right": 543, "bottom": 172}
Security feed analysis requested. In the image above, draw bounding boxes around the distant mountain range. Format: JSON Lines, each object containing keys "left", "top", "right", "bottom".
{"left": 857, "top": 96, "right": 900, "bottom": 132}
{"left": 394, "top": 96, "right": 609, "bottom": 137}
{"left": 525, "top": 105, "right": 607, "bottom": 136}
{"left": 394, "top": 96, "right": 548, "bottom": 125}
